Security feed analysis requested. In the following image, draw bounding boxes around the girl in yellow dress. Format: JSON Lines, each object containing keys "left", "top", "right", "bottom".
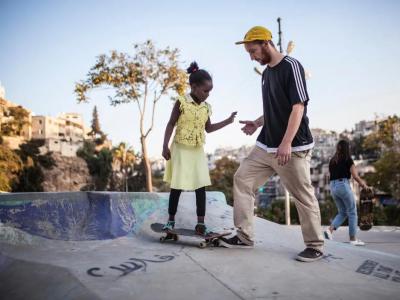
{"left": 162, "top": 62, "right": 237, "bottom": 235}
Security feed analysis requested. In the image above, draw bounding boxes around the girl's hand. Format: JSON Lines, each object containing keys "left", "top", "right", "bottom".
{"left": 162, "top": 146, "right": 171, "bottom": 160}
{"left": 228, "top": 112, "right": 238, "bottom": 123}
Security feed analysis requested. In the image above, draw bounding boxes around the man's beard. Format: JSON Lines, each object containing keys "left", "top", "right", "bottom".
{"left": 260, "top": 47, "right": 272, "bottom": 65}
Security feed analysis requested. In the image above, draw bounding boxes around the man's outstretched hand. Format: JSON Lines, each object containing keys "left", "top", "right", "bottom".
{"left": 239, "top": 120, "right": 259, "bottom": 136}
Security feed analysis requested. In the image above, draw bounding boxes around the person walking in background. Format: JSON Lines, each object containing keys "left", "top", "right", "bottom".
{"left": 324, "top": 139, "right": 371, "bottom": 246}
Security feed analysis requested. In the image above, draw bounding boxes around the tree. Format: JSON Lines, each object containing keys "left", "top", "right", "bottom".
{"left": 95, "top": 148, "right": 113, "bottom": 190}
{"left": 152, "top": 168, "right": 170, "bottom": 192}
{"left": 363, "top": 115, "right": 400, "bottom": 199}
{"left": 0, "top": 144, "right": 23, "bottom": 191}
{"left": 208, "top": 157, "right": 239, "bottom": 206}
{"left": 89, "top": 106, "right": 102, "bottom": 136}
{"left": 127, "top": 159, "right": 147, "bottom": 192}
{"left": 13, "top": 139, "right": 56, "bottom": 192}
{"left": 112, "top": 142, "right": 136, "bottom": 192}
{"left": 75, "top": 40, "right": 187, "bottom": 191}
{"left": 1, "top": 106, "right": 30, "bottom": 136}
{"left": 77, "top": 140, "right": 113, "bottom": 190}
{"left": 365, "top": 151, "right": 400, "bottom": 199}
{"left": 88, "top": 106, "right": 106, "bottom": 145}
{"left": 256, "top": 201, "right": 300, "bottom": 225}
{"left": 363, "top": 115, "right": 399, "bottom": 153}
{"left": 350, "top": 135, "right": 365, "bottom": 160}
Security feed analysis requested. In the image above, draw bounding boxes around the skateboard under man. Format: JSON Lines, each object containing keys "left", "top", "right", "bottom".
{"left": 359, "top": 188, "right": 374, "bottom": 231}
{"left": 151, "top": 223, "right": 231, "bottom": 248}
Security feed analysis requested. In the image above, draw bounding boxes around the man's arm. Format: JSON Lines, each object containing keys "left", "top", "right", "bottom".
{"left": 239, "top": 115, "right": 264, "bottom": 135}
{"left": 282, "top": 103, "right": 304, "bottom": 145}
{"left": 276, "top": 103, "right": 304, "bottom": 165}
{"left": 254, "top": 115, "right": 264, "bottom": 127}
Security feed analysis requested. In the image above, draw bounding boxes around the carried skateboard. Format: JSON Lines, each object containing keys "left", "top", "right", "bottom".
{"left": 151, "top": 223, "right": 231, "bottom": 248}
{"left": 359, "top": 188, "right": 374, "bottom": 231}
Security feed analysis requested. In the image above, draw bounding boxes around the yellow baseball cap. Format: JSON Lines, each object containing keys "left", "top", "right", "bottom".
{"left": 235, "top": 26, "right": 272, "bottom": 45}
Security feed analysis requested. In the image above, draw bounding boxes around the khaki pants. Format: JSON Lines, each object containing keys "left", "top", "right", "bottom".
{"left": 233, "top": 146, "right": 324, "bottom": 251}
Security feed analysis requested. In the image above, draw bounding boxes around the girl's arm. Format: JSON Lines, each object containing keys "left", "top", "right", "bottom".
{"left": 350, "top": 164, "right": 369, "bottom": 189}
{"left": 205, "top": 112, "right": 237, "bottom": 133}
{"left": 162, "top": 101, "right": 181, "bottom": 160}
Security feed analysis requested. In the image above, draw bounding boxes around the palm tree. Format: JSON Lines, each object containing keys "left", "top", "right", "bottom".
{"left": 112, "top": 142, "right": 136, "bottom": 192}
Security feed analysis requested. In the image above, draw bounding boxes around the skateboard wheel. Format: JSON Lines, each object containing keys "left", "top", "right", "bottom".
{"left": 160, "top": 236, "right": 166, "bottom": 242}
{"left": 173, "top": 235, "right": 178, "bottom": 241}
{"left": 213, "top": 240, "right": 220, "bottom": 247}
{"left": 199, "top": 242, "right": 207, "bottom": 248}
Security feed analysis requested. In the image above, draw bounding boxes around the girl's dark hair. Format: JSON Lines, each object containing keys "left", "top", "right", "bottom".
{"left": 330, "top": 139, "right": 351, "bottom": 165}
{"left": 186, "top": 61, "right": 212, "bottom": 85}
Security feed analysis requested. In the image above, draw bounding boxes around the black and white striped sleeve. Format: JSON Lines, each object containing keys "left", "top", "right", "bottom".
{"left": 285, "top": 57, "right": 309, "bottom": 105}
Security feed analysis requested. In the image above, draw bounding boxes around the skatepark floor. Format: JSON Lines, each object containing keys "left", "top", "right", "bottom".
{"left": 0, "top": 192, "right": 399, "bottom": 300}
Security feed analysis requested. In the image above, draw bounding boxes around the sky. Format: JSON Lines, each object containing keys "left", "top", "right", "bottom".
{"left": 1, "top": 0, "right": 399, "bottom": 158}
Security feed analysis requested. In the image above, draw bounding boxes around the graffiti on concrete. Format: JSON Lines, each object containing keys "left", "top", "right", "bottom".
{"left": 87, "top": 255, "right": 174, "bottom": 277}
{"left": 356, "top": 260, "right": 400, "bottom": 283}
{"left": 322, "top": 253, "right": 344, "bottom": 262}
{"left": 0, "top": 193, "right": 137, "bottom": 241}
{"left": 87, "top": 267, "right": 103, "bottom": 277}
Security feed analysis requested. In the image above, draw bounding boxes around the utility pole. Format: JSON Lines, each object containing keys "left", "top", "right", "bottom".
{"left": 277, "top": 17, "right": 291, "bottom": 225}
{"left": 277, "top": 17, "right": 283, "bottom": 53}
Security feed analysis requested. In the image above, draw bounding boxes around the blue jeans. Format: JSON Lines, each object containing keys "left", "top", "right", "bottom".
{"left": 330, "top": 179, "right": 358, "bottom": 237}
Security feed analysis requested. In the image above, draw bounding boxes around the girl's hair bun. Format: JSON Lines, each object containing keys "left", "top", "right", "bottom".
{"left": 186, "top": 61, "right": 199, "bottom": 74}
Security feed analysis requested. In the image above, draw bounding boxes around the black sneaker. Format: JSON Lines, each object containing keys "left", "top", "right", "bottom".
{"left": 296, "top": 248, "right": 324, "bottom": 262}
{"left": 195, "top": 223, "right": 212, "bottom": 236}
{"left": 218, "top": 235, "right": 254, "bottom": 248}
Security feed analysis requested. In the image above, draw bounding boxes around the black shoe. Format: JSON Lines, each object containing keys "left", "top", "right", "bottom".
{"left": 296, "top": 248, "right": 324, "bottom": 262}
{"left": 219, "top": 235, "right": 254, "bottom": 248}
{"left": 195, "top": 223, "right": 212, "bottom": 236}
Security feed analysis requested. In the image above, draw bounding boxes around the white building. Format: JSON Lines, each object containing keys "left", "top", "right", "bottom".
{"left": 311, "top": 128, "right": 338, "bottom": 163}
{"left": 32, "top": 116, "right": 64, "bottom": 140}
{"left": 206, "top": 145, "right": 252, "bottom": 170}
{"left": 59, "top": 113, "right": 92, "bottom": 141}
{"left": 32, "top": 113, "right": 90, "bottom": 157}
{"left": 354, "top": 120, "right": 378, "bottom": 138}
{"left": 32, "top": 113, "right": 90, "bottom": 141}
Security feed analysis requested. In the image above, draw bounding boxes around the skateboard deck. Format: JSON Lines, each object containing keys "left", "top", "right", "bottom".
{"left": 151, "top": 223, "right": 231, "bottom": 248}
{"left": 359, "top": 188, "right": 374, "bottom": 231}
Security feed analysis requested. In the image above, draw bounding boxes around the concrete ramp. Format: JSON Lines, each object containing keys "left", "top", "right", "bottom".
{"left": 0, "top": 192, "right": 399, "bottom": 300}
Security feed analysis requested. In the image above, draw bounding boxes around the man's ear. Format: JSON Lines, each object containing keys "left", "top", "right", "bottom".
{"left": 260, "top": 41, "right": 268, "bottom": 49}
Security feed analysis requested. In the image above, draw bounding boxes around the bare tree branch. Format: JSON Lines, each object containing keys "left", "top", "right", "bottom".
{"left": 144, "top": 90, "right": 158, "bottom": 138}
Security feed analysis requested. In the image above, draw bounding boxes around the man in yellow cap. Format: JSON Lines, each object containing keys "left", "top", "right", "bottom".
{"left": 220, "top": 26, "right": 324, "bottom": 262}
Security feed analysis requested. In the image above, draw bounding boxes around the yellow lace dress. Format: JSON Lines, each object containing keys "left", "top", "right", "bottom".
{"left": 163, "top": 94, "right": 212, "bottom": 190}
